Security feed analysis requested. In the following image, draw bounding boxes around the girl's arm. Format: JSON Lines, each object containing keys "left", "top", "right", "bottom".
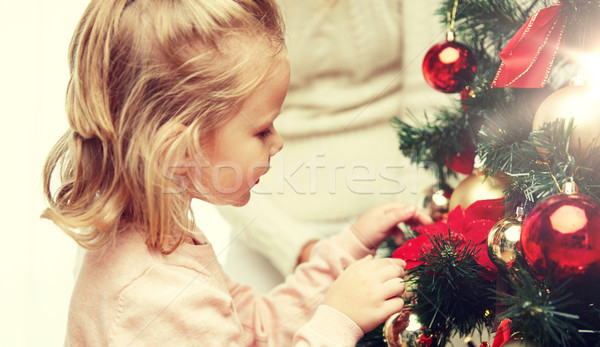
{"left": 106, "top": 238, "right": 365, "bottom": 347}
{"left": 226, "top": 227, "right": 374, "bottom": 346}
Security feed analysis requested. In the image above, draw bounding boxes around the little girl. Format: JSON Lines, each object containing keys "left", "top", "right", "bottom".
{"left": 42, "top": 0, "right": 431, "bottom": 345}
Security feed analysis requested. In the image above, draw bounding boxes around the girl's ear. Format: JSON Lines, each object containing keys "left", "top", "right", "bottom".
{"left": 162, "top": 124, "right": 212, "bottom": 177}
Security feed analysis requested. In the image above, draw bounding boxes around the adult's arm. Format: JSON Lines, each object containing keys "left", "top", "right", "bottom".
{"left": 217, "top": 193, "right": 322, "bottom": 275}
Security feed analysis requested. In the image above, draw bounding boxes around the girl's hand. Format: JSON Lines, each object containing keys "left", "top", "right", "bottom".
{"left": 350, "top": 203, "right": 432, "bottom": 250}
{"left": 322, "top": 255, "right": 407, "bottom": 333}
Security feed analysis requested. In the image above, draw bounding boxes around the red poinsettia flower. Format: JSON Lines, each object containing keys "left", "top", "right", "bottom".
{"left": 392, "top": 198, "right": 504, "bottom": 280}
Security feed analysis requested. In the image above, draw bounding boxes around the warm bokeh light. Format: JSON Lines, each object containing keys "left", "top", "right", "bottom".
{"left": 504, "top": 225, "right": 522, "bottom": 242}
{"left": 573, "top": 53, "right": 600, "bottom": 94}
{"left": 439, "top": 47, "right": 460, "bottom": 64}
{"left": 550, "top": 205, "right": 587, "bottom": 234}
{"left": 407, "top": 313, "right": 422, "bottom": 332}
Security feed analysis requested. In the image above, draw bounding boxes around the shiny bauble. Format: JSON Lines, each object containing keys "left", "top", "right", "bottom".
{"left": 521, "top": 183, "right": 600, "bottom": 282}
{"left": 422, "top": 38, "right": 477, "bottom": 93}
{"left": 448, "top": 172, "right": 508, "bottom": 211}
{"left": 532, "top": 80, "right": 600, "bottom": 156}
{"left": 488, "top": 207, "right": 523, "bottom": 270}
{"left": 419, "top": 183, "right": 453, "bottom": 220}
{"left": 383, "top": 310, "right": 422, "bottom": 347}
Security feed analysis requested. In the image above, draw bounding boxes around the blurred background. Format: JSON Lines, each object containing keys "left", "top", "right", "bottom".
{"left": 1, "top": 1, "right": 85, "bottom": 345}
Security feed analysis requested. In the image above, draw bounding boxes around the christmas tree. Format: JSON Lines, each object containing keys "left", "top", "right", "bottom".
{"left": 359, "top": 1, "right": 600, "bottom": 346}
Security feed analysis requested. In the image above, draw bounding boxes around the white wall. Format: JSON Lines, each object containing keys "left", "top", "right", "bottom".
{"left": 1, "top": 1, "right": 100, "bottom": 345}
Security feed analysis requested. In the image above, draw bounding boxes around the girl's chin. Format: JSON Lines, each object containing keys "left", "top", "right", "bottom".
{"left": 219, "top": 189, "right": 252, "bottom": 207}
{"left": 229, "top": 191, "right": 251, "bottom": 207}
{"left": 190, "top": 190, "right": 250, "bottom": 207}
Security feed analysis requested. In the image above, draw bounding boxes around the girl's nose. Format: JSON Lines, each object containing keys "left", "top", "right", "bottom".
{"left": 270, "top": 131, "right": 283, "bottom": 157}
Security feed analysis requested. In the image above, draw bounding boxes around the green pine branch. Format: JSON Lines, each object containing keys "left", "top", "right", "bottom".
{"left": 407, "top": 231, "right": 495, "bottom": 346}
{"left": 498, "top": 252, "right": 600, "bottom": 346}
{"left": 495, "top": 118, "right": 600, "bottom": 207}
{"left": 393, "top": 108, "right": 471, "bottom": 180}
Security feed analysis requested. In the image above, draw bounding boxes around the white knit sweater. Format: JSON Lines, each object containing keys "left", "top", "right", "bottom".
{"left": 217, "top": 0, "right": 449, "bottom": 275}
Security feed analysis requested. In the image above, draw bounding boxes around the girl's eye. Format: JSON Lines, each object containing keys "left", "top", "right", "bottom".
{"left": 257, "top": 128, "right": 273, "bottom": 139}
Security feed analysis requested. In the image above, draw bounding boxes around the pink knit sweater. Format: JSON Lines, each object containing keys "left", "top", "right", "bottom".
{"left": 65, "top": 226, "right": 373, "bottom": 346}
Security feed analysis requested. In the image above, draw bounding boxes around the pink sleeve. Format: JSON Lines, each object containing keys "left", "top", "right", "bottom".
{"left": 293, "top": 305, "right": 364, "bottom": 346}
{"left": 227, "top": 227, "right": 373, "bottom": 346}
{"left": 109, "top": 264, "right": 244, "bottom": 346}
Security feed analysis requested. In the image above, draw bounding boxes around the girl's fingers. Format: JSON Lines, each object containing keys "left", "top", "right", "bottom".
{"left": 372, "top": 258, "right": 405, "bottom": 280}
{"left": 405, "top": 210, "right": 434, "bottom": 227}
{"left": 414, "top": 210, "right": 434, "bottom": 225}
{"left": 377, "top": 203, "right": 417, "bottom": 225}
{"left": 380, "top": 278, "right": 407, "bottom": 300}
{"left": 393, "top": 233, "right": 405, "bottom": 246}
{"left": 382, "top": 296, "right": 406, "bottom": 318}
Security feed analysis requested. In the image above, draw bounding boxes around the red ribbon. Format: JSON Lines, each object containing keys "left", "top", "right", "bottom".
{"left": 417, "top": 330, "right": 434, "bottom": 347}
{"left": 492, "top": 318, "right": 513, "bottom": 347}
{"left": 491, "top": 2, "right": 566, "bottom": 88}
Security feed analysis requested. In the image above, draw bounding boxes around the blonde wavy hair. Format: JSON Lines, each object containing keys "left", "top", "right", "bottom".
{"left": 42, "top": 0, "right": 284, "bottom": 253}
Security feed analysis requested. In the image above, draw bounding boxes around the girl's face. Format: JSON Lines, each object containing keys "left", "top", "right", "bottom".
{"left": 195, "top": 55, "right": 289, "bottom": 206}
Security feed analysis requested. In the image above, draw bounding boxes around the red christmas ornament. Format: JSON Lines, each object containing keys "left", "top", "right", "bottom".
{"left": 521, "top": 181, "right": 600, "bottom": 282}
{"left": 446, "top": 140, "right": 476, "bottom": 175}
{"left": 422, "top": 34, "right": 477, "bottom": 93}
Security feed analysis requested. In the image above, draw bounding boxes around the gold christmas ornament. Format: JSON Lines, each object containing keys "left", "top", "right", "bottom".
{"left": 487, "top": 206, "right": 523, "bottom": 270}
{"left": 448, "top": 172, "right": 508, "bottom": 211}
{"left": 532, "top": 78, "right": 600, "bottom": 156}
{"left": 383, "top": 311, "right": 409, "bottom": 347}
{"left": 383, "top": 309, "right": 422, "bottom": 347}
{"left": 419, "top": 183, "right": 453, "bottom": 220}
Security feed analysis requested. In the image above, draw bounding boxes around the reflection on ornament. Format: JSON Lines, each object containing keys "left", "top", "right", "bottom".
{"left": 448, "top": 172, "right": 508, "bottom": 211}
{"left": 419, "top": 183, "right": 453, "bottom": 220}
{"left": 532, "top": 79, "right": 600, "bottom": 156}
{"left": 521, "top": 181, "right": 600, "bottom": 281}
{"left": 383, "top": 310, "right": 422, "bottom": 347}
{"left": 549, "top": 205, "right": 586, "bottom": 234}
{"left": 488, "top": 207, "right": 523, "bottom": 270}
{"left": 422, "top": 34, "right": 477, "bottom": 93}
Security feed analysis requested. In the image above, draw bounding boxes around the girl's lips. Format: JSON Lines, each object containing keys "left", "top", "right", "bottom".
{"left": 254, "top": 164, "right": 269, "bottom": 185}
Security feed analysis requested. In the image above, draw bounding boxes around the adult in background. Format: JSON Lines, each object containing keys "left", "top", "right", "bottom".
{"left": 216, "top": 0, "right": 447, "bottom": 290}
